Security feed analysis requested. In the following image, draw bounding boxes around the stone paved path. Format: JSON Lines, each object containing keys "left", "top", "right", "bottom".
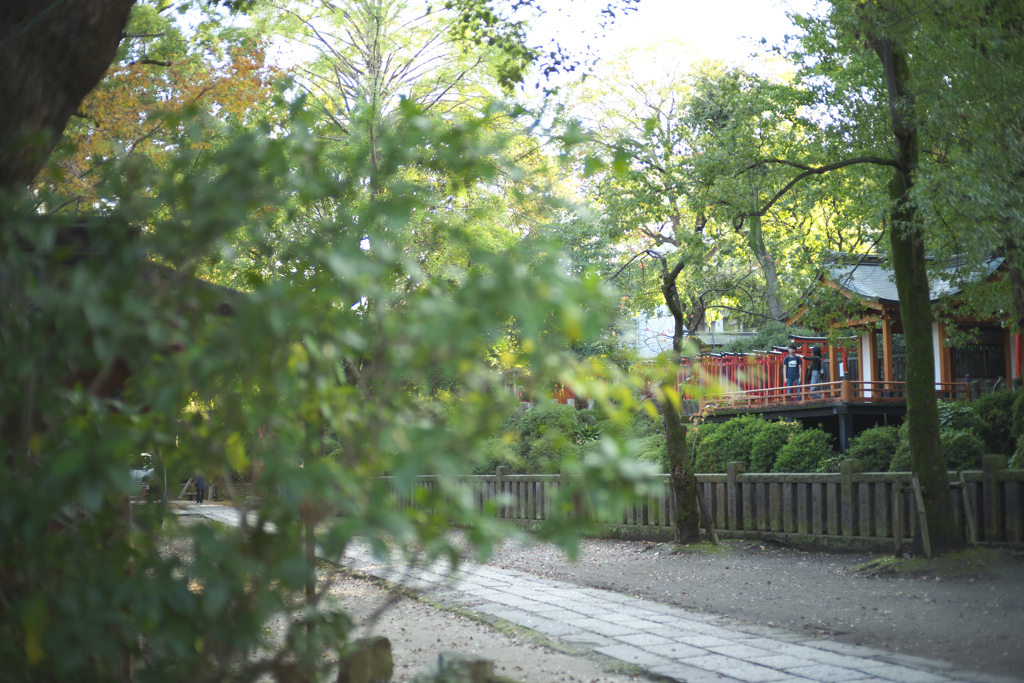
{"left": 178, "top": 505, "right": 1021, "bottom": 683}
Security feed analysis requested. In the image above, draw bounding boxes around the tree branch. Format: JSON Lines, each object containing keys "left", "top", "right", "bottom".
{"left": 746, "top": 156, "right": 905, "bottom": 218}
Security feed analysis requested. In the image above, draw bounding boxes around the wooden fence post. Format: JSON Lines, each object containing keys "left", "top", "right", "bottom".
{"left": 727, "top": 462, "right": 745, "bottom": 531}
{"left": 496, "top": 466, "right": 509, "bottom": 519}
{"left": 982, "top": 455, "right": 1007, "bottom": 542}
{"left": 840, "top": 459, "right": 862, "bottom": 536}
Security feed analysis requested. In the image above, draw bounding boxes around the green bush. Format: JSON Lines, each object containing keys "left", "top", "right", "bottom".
{"left": 888, "top": 422, "right": 987, "bottom": 471}
{"left": 524, "top": 429, "right": 581, "bottom": 472}
{"left": 631, "top": 407, "right": 663, "bottom": 438}
{"left": 937, "top": 400, "right": 986, "bottom": 435}
{"left": 519, "top": 404, "right": 580, "bottom": 443}
{"left": 692, "top": 422, "right": 723, "bottom": 473}
{"left": 1011, "top": 392, "right": 1024, "bottom": 441}
{"left": 1010, "top": 440, "right": 1024, "bottom": 469}
{"left": 694, "top": 415, "right": 767, "bottom": 472}
{"left": 773, "top": 429, "right": 836, "bottom": 473}
{"left": 749, "top": 420, "right": 801, "bottom": 472}
{"left": 846, "top": 425, "right": 900, "bottom": 472}
{"left": 941, "top": 428, "right": 986, "bottom": 470}
{"left": 634, "top": 433, "right": 669, "bottom": 473}
{"left": 970, "top": 391, "right": 1017, "bottom": 456}
{"left": 471, "top": 436, "right": 522, "bottom": 474}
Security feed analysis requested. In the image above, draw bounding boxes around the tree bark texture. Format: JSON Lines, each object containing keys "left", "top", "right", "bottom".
{"left": 1004, "top": 239, "right": 1024, "bottom": 334}
{"left": 876, "top": 39, "right": 963, "bottom": 554}
{"left": 747, "top": 206, "right": 785, "bottom": 321}
{"left": 0, "top": 0, "right": 136, "bottom": 190}
{"left": 662, "top": 385, "right": 700, "bottom": 543}
{"left": 659, "top": 262, "right": 701, "bottom": 543}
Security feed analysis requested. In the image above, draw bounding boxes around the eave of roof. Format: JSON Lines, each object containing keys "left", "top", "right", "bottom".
{"left": 825, "top": 254, "right": 1004, "bottom": 304}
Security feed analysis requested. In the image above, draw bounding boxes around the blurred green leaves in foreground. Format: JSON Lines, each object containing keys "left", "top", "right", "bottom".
{"left": 0, "top": 99, "right": 661, "bottom": 681}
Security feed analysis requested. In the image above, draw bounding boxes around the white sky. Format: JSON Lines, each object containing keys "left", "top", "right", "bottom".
{"left": 532, "top": 0, "right": 821, "bottom": 67}
{"left": 260, "top": 0, "right": 822, "bottom": 78}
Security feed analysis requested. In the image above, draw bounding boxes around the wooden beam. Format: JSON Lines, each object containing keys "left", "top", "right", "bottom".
{"left": 939, "top": 322, "right": 952, "bottom": 385}
{"left": 1006, "top": 327, "right": 1013, "bottom": 381}
{"left": 882, "top": 310, "right": 894, "bottom": 393}
{"left": 869, "top": 330, "right": 879, "bottom": 382}
{"left": 829, "top": 341, "right": 839, "bottom": 387}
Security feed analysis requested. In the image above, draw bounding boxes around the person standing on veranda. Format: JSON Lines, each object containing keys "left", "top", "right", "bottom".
{"left": 784, "top": 345, "right": 804, "bottom": 401}
{"left": 809, "top": 346, "right": 823, "bottom": 399}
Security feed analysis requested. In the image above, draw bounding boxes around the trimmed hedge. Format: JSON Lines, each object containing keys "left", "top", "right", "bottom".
{"left": 773, "top": 429, "right": 836, "bottom": 473}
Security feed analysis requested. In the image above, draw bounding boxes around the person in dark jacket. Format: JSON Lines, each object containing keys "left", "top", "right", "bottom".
{"left": 809, "top": 346, "right": 823, "bottom": 399}
{"left": 784, "top": 345, "right": 804, "bottom": 401}
{"left": 194, "top": 473, "right": 207, "bottom": 505}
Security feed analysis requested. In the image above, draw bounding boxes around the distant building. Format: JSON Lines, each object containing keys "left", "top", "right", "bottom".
{"left": 634, "top": 308, "right": 756, "bottom": 357}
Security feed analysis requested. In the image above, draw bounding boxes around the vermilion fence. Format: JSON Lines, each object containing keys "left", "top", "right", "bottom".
{"left": 381, "top": 457, "right": 1024, "bottom": 549}
{"left": 699, "top": 379, "right": 972, "bottom": 410}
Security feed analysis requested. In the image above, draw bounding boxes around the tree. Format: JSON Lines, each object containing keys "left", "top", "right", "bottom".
{"left": 718, "top": 0, "right": 1024, "bottom": 553}
{"left": 0, "top": 0, "right": 137, "bottom": 189}
{"left": 35, "top": 1, "right": 284, "bottom": 213}
{"left": 1, "top": 2, "right": 662, "bottom": 679}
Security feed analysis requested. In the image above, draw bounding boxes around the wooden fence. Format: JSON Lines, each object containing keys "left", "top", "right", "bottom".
{"left": 382, "top": 456, "right": 1024, "bottom": 551}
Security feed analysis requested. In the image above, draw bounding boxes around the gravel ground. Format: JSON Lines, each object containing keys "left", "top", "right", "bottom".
{"left": 162, "top": 516, "right": 645, "bottom": 683}
{"left": 485, "top": 537, "right": 1024, "bottom": 678}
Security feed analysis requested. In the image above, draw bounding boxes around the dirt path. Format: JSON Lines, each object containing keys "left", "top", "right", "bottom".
{"left": 485, "top": 538, "right": 1024, "bottom": 678}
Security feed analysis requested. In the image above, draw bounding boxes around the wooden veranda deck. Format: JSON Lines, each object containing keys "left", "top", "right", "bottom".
{"left": 699, "top": 379, "right": 971, "bottom": 411}
{"left": 696, "top": 379, "right": 971, "bottom": 452}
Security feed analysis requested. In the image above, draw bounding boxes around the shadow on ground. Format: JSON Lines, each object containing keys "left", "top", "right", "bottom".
{"left": 486, "top": 538, "right": 1024, "bottom": 678}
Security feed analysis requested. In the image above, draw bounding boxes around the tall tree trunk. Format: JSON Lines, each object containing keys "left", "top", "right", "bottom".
{"left": 1, "top": 0, "right": 137, "bottom": 190}
{"left": 659, "top": 258, "right": 701, "bottom": 543}
{"left": 662, "top": 383, "right": 700, "bottom": 543}
{"left": 747, "top": 191, "right": 785, "bottom": 321}
{"left": 1004, "top": 239, "right": 1024, "bottom": 336}
{"left": 876, "top": 39, "right": 963, "bottom": 554}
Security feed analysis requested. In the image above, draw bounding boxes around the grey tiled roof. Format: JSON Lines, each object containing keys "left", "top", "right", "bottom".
{"left": 827, "top": 256, "right": 1004, "bottom": 304}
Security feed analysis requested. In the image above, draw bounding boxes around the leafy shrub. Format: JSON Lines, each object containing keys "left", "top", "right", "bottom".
{"left": 845, "top": 425, "right": 900, "bottom": 472}
{"left": 692, "top": 422, "right": 723, "bottom": 472}
{"left": 634, "top": 433, "right": 669, "bottom": 473}
{"left": 1012, "top": 392, "right": 1024, "bottom": 441}
{"left": 940, "top": 428, "right": 986, "bottom": 470}
{"left": 1010, "top": 440, "right": 1024, "bottom": 469}
{"left": 773, "top": 429, "right": 836, "bottom": 473}
{"left": 631, "top": 407, "right": 663, "bottom": 438}
{"left": 970, "top": 391, "right": 1017, "bottom": 456}
{"left": 524, "top": 429, "right": 580, "bottom": 472}
{"left": 937, "top": 400, "right": 986, "bottom": 435}
{"left": 471, "top": 436, "right": 521, "bottom": 474}
{"left": 749, "top": 420, "right": 801, "bottom": 472}
{"left": 519, "top": 404, "right": 580, "bottom": 443}
{"left": 694, "top": 415, "right": 767, "bottom": 472}
{"left": 888, "top": 422, "right": 986, "bottom": 471}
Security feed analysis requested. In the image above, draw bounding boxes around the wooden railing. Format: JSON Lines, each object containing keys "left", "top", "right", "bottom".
{"left": 699, "top": 379, "right": 970, "bottom": 410}
{"left": 381, "top": 456, "right": 1024, "bottom": 548}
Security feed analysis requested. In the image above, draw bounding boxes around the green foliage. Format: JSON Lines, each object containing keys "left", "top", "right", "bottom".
{"left": 1012, "top": 392, "right": 1024, "bottom": 440}
{"left": 938, "top": 400, "right": 986, "bottom": 435}
{"left": 633, "top": 434, "right": 669, "bottom": 473}
{"left": 773, "top": 429, "right": 836, "bottom": 473}
{"left": 970, "top": 391, "right": 1017, "bottom": 457}
{"left": 940, "top": 429, "right": 987, "bottom": 471}
{"left": 693, "top": 415, "right": 767, "bottom": 473}
{"left": 1011, "top": 440, "right": 1024, "bottom": 469}
{"left": 0, "top": 94, "right": 662, "bottom": 681}
{"left": 1011, "top": 394, "right": 1024, "bottom": 468}
{"left": 845, "top": 425, "right": 901, "bottom": 473}
{"left": 750, "top": 420, "right": 802, "bottom": 473}
{"left": 689, "top": 421, "right": 719, "bottom": 473}
{"left": 889, "top": 421, "right": 987, "bottom": 472}
{"left": 721, "top": 323, "right": 810, "bottom": 354}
